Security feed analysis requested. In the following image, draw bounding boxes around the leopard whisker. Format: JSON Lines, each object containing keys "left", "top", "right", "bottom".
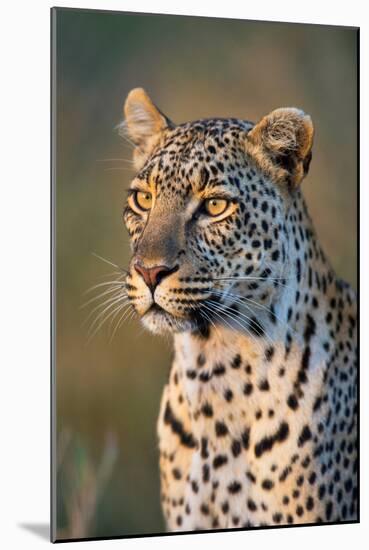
{"left": 87, "top": 301, "right": 132, "bottom": 342}
{"left": 214, "top": 276, "right": 295, "bottom": 293}
{"left": 109, "top": 303, "right": 135, "bottom": 342}
{"left": 83, "top": 280, "right": 126, "bottom": 295}
{"left": 96, "top": 158, "right": 135, "bottom": 164}
{"left": 198, "top": 307, "right": 222, "bottom": 342}
{"left": 202, "top": 301, "right": 265, "bottom": 354}
{"left": 109, "top": 301, "right": 130, "bottom": 330}
{"left": 263, "top": 259, "right": 295, "bottom": 291}
{"left": 91, "top": 252, "right": 129, "bottom": 274}
{"left": 124, "top": 306, "right": 137, "bottom": 326}
{"left": 83, "top": 293, "right": 129, "bottom": 327}
{"left": 80, "top": 286, "right": 126, "bottom": 310}
{"left": 213, "top": 275, "right": 292, "bottom": 281}
{"left": 206, "top": 299, "right": 274, "bottom": 348}
{"left": 211, "top": 288, "right": 298, "bottom": 337}
{"left": 185, "top": 292, "right": 222, "bottom": 341}
{"left": 87, "top": 296, "right": 129, "bottom": 338}
{"left": 113, "top": 305, "right": 134, "bottom": 335}
{"left": 104, "top": 167, "right": 135, "bottom": 172}
{"left": 201, "top": 301, "right": 236, "bottom": 335}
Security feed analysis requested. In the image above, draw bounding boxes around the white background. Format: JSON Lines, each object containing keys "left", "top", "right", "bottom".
{"left": 0, "top": 0, "right": 367, "bottom": 548}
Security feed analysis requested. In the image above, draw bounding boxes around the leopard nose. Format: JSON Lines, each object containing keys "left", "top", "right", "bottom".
{"left": 134, "top": 262, "right": 178, "bottom": 292}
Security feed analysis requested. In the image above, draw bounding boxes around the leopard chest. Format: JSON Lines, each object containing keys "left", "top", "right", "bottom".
{"left": 158, "top": 331, "right": 328, "bottom": 530}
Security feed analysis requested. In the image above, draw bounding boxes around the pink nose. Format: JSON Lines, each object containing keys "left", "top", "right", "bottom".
{"left": 134, "top": 262, "right": 177, "bottom": 292}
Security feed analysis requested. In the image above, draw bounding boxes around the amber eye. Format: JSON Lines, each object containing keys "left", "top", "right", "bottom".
{"left": 133, "top": 191, "right": 153, "bottom": 211}
{"left": 204, "top": 198, "right": 229, "bottom": 217}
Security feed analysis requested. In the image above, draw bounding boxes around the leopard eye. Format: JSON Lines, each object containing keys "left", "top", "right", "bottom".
{"left": 204, "top": 198, "right": 229, "bottom": 217}
{"left": 133, "top": 191, "right": 152, "bottom": 211}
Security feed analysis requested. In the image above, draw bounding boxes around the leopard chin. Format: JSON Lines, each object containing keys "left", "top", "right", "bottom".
{"left": 141, "top": 304, "right": 209, "bottom": 335}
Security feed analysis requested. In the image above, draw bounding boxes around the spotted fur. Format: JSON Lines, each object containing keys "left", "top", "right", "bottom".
{"left": 121, "top": 88, "right": 357, "bottom": 531}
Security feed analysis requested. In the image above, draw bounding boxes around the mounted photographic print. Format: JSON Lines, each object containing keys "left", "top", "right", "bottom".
{"left": 51, "top": 7, "right": 359, "bottom": 543}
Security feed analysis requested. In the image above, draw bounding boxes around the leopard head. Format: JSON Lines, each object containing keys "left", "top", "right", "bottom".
{"left": 121, "top": 88, "right": 313, "bottom": 335}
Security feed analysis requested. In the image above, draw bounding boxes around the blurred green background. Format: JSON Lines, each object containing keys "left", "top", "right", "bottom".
{"left": 54, "top": 8, "right": 357, "bottom": 540}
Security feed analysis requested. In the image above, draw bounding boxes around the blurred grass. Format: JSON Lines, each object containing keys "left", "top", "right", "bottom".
{"left": 54, "top": 9, "right": 357, "bottom": 539}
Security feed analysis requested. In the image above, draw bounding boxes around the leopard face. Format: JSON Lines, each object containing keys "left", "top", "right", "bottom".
{"left": 122, "top": 89, "right": 313, "bottom": 335}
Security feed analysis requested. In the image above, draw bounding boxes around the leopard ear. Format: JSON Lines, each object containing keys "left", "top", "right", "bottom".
{"left": 122, "top": 88, "right": 174, "bottom": 170}
{"left": 246, "top": 108, "right": 314, "bottom": 188}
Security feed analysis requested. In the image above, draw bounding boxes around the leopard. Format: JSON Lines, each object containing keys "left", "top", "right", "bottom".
{"left": 120, "top": 88, "right": 357, "bottom": 532}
